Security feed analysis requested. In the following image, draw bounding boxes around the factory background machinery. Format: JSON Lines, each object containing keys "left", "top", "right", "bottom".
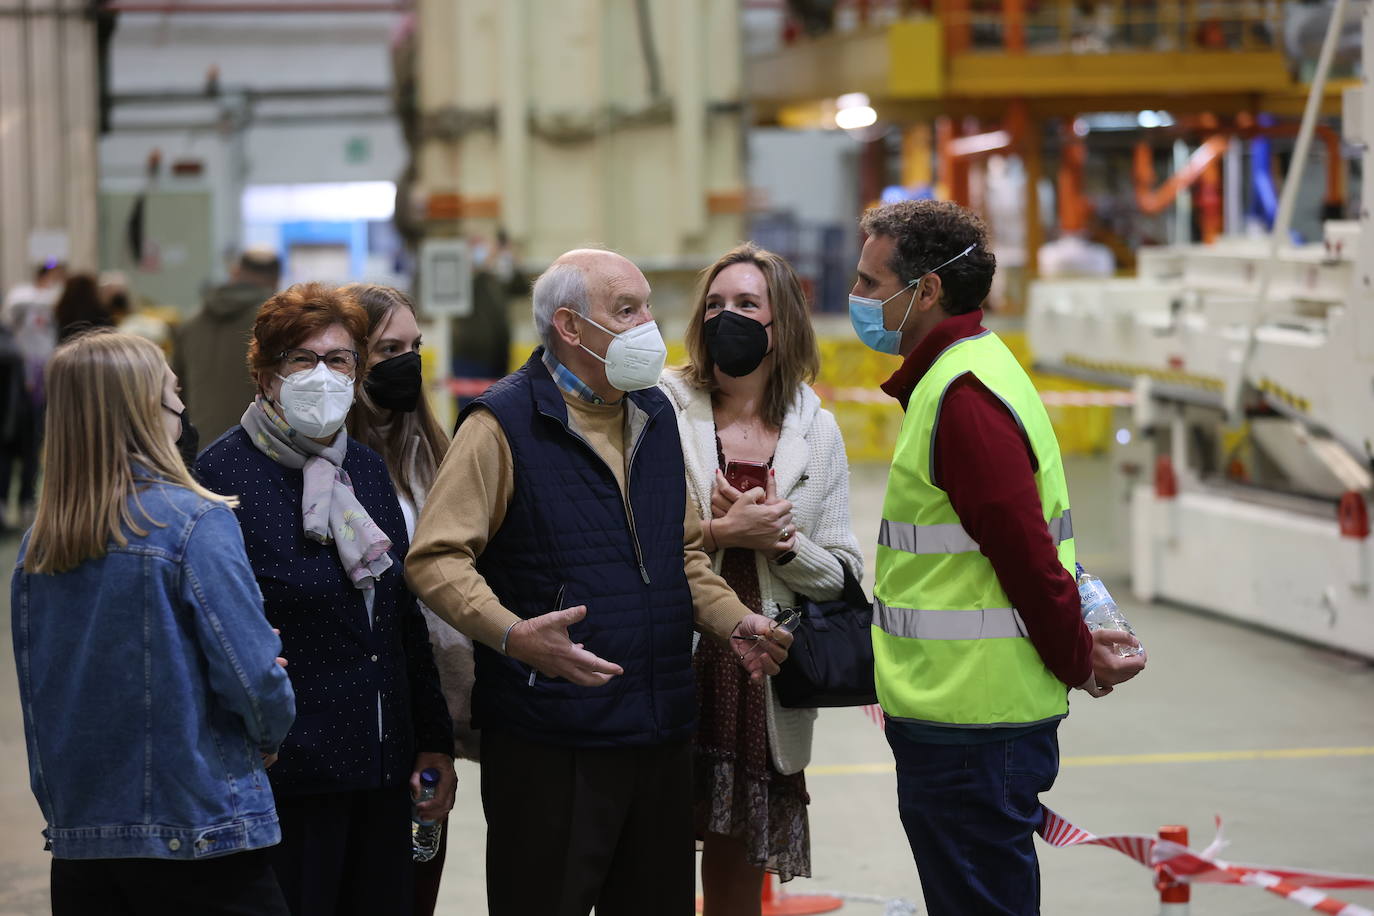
{"left": 2, "top": 4, "right": 1374, "bottom": 915}
{"left": 1028, "top": 0, "right": 1374, "bottom": 661}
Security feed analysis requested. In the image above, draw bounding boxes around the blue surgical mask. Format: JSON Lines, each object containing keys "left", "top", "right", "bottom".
{"left": 848, "top": 244, "right": 978, "bottom": 355}
{"left": 849, "top": 283, "right": 918, "bottom": 355}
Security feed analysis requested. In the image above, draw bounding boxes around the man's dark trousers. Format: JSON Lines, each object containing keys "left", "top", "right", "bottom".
{"left": 887, "top": 721, "right": 1059, "bottom": 915}
{"left": 482, "top": 729, "right": 695, "bottom": 916}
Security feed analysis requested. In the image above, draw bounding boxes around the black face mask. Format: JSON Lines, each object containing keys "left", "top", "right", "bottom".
{"left": 704, "top": 310, "right": 773, "bottom": 378}
{"left": 364, "top": 351, "right": 423, "bottom": 412}
{"left": 165, "top": 404, "right": 200, "bottom": 468}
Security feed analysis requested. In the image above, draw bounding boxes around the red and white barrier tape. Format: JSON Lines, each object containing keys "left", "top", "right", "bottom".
{"left": 1038, "top": 807, "right": 1156, "bottom": 867}
{"left": 858, "top": 707, "right": 1374, "bottom": 914}
{"left": 1039, "top": 808, "right": 1374, "bottom": 915}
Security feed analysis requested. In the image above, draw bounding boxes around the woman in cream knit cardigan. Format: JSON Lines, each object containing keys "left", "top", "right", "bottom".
{"left": 661, "top": 243, "right": 862, "bottom": 915}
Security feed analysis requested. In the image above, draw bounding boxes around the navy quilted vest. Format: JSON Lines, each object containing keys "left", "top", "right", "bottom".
{"left": 463, "top": 350, "right": 696, "bottom": 747}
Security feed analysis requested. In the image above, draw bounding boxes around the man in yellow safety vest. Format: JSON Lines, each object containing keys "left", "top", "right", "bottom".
{"left": 849, "top": 200, "right": 1147, "bottom": 915}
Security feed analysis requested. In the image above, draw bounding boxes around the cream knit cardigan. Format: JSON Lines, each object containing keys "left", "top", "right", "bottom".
{"left": 659, "top": 370, "right": 864, "bottom": 775}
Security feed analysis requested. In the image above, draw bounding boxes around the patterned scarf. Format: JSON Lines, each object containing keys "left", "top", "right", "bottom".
{"left": 241, "top": 397, "right": 393, "bottom": 589}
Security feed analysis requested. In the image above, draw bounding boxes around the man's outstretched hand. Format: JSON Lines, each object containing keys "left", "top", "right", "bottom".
{"left": 505, "top": 605, "right": 625, "bottom": 687}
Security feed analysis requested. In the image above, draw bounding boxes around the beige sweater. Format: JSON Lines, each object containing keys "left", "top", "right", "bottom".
{"left": 406, "top": 388, "right": 752, "bottom": 662}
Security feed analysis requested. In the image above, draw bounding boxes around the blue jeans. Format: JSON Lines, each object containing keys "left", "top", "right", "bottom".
{"left": 886, "top": 722, "right": 1059, "bottom": 915}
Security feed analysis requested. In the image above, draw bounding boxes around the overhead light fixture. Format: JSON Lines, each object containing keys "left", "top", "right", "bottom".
{"left": 1137, "top": 110, "right": 1175, "bottom": 128}
{"left": 834, "top": 91, "right": 878, "bottom": 130}
{"left": 836, "top": 106, "right": 878, "bottom": 130}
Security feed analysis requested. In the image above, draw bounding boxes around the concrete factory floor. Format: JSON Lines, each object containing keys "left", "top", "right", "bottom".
{"left": 1, "top": 455, "right": 1371, "bottom": 915}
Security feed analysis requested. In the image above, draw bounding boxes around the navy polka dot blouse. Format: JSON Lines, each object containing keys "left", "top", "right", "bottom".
{"left": 194, "top": 426, "right": 452, "bottom": 796}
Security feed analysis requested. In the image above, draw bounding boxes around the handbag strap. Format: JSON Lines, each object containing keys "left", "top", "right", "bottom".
{"left": 796, "top": 558, "right": 870, "bottom": 620}
{"left": 838, "top": 559, "right": 869, "bottom": 605}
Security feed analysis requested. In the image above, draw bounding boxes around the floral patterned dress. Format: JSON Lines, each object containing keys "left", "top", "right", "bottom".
{"left": 692, "top": 438, "right": 811, "bottom": 881}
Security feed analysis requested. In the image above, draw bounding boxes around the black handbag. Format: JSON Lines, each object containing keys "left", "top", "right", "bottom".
{"left": 773, "top": 561, "right": 879, "bottom": 709}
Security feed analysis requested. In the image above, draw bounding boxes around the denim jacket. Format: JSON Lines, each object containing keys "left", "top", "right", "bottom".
{"left": 11, "top": 480, "right": 296, "bottom": 860}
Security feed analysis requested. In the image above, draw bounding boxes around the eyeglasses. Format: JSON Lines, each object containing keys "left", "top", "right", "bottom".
{"left": 278, "top": 348, "right": 359, "bottom": 375}
{"left": 731, "top": 608, "right": 802, "bottom": 664}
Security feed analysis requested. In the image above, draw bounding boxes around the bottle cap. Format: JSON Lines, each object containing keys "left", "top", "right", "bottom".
{"left": 420, "top": 767, "right": 441, "bottom": 787}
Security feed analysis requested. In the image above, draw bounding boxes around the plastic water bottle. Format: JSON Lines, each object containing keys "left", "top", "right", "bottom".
{"left": 1075, "top": 563, "right": 1143, "bottom": 657}
{"left": 412, "top": 767, "right": 443, "bottom": 862}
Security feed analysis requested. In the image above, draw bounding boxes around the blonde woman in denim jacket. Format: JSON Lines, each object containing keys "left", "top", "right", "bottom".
{"left": 11, "top": 330, "right": 295, "bottom": 915}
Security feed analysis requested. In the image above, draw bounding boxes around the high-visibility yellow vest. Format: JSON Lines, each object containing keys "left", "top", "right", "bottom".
{"left": 873, "top": 329, "right": 1076, "bottom": 728}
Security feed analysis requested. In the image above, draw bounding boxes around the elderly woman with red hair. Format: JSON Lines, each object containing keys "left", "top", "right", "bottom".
{"left": 193, "top": 282, "right": 453, "bottom": 916}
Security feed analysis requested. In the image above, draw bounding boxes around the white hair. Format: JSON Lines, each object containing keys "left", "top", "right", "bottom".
{"left": 531, "top": 261, "right": 590, "bottom": 351}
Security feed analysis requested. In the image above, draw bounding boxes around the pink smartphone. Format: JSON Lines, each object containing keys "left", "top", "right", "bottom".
{"left": 725, "top": 460, "right": 769, "bottom": 494}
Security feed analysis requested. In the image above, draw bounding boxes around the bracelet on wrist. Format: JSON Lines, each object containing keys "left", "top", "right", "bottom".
{"left": 500, "top": 619, "right": 521, "bottom": 656}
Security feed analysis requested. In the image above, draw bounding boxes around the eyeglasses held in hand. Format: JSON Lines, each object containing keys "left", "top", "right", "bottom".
{"left": 732, "top": 609, "right": 801, "bottom": 664}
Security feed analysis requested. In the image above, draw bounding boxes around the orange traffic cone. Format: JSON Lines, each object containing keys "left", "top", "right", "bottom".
{"left": 697, "top": 874, "right": 843, "bottom": 914}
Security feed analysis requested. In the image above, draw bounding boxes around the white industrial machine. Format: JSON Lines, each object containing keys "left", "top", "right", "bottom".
{"left": 1028, "top": 2, "right": 1374, "bottom": 661}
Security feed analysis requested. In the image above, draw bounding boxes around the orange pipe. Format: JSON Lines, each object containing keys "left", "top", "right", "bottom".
{"left": 936, "top": 117, "right": 954, "bottom": 201}
{"left": 1174, "top": 114, "right": 1344, "bottom": 209}
{"left": 938, "top": 104, "right": 1026, "bottom": 207}
{"left": 1133, "top": 135, "right": 1231, "bottom": 223}
{"left": 936, "top": 116, "right": 973, "bottom": 206}
{"left": 939, "top": 0, "right": 970, "bottom": 56}
{"left": 1190, "top": 116, "right": 1223, "bottom": 243}
{"left": 1197, "top": 147, "right": 1224, "bottom": 243}
{"left": 1004, "top": 0, "right": 1025, "bottom": 53}
{"left": 949, "top": 152, "right": 970, "bottom": 207}
{"left": 1004, "top": 98, "right": 1029, "bottom": 149}
{"left": 1059, "top": 120, "right": 1087, "bottom": 234}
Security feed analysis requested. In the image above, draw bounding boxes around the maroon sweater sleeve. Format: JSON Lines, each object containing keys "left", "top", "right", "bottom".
{"left": 932, "top": 374, "right": 1092, "bottom": 687}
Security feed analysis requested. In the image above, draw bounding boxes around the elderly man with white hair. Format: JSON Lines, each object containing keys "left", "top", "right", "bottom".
{"left": 407, "top": 248, "right": 790, "bottom": 916}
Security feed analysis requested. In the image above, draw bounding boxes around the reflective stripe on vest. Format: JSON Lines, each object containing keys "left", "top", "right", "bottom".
{"left": 873, "top": 330, "right": 1074, "bottom": 727}
{"left": 878, "top": 509, "right": 1073, "bottom": 556}
{"left": 873, "top": 598, "right": 1029, "bottom": 640}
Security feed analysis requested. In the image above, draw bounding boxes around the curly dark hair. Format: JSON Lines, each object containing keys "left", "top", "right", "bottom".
{"left": 859, "top": 200, "right": 996, "bottom": 315}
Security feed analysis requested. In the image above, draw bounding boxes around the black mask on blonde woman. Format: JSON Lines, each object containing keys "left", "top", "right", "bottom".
{"left": 165, "top": 405, "right": 200, "bottom": 468}
{"left": 364, "top": 351, "right": 423, "bottom": 412}
{"left": 704, "top": 310, "right": 772, "bottom": 378}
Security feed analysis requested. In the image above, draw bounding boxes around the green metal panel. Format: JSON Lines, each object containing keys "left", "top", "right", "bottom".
{"left": 99, "top": 190, "right": 215, "bottom": 316}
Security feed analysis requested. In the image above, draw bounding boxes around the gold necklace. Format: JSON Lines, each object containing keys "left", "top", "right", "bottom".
{"left": 726, "top": 415, "right": 763, "bottom": 440}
